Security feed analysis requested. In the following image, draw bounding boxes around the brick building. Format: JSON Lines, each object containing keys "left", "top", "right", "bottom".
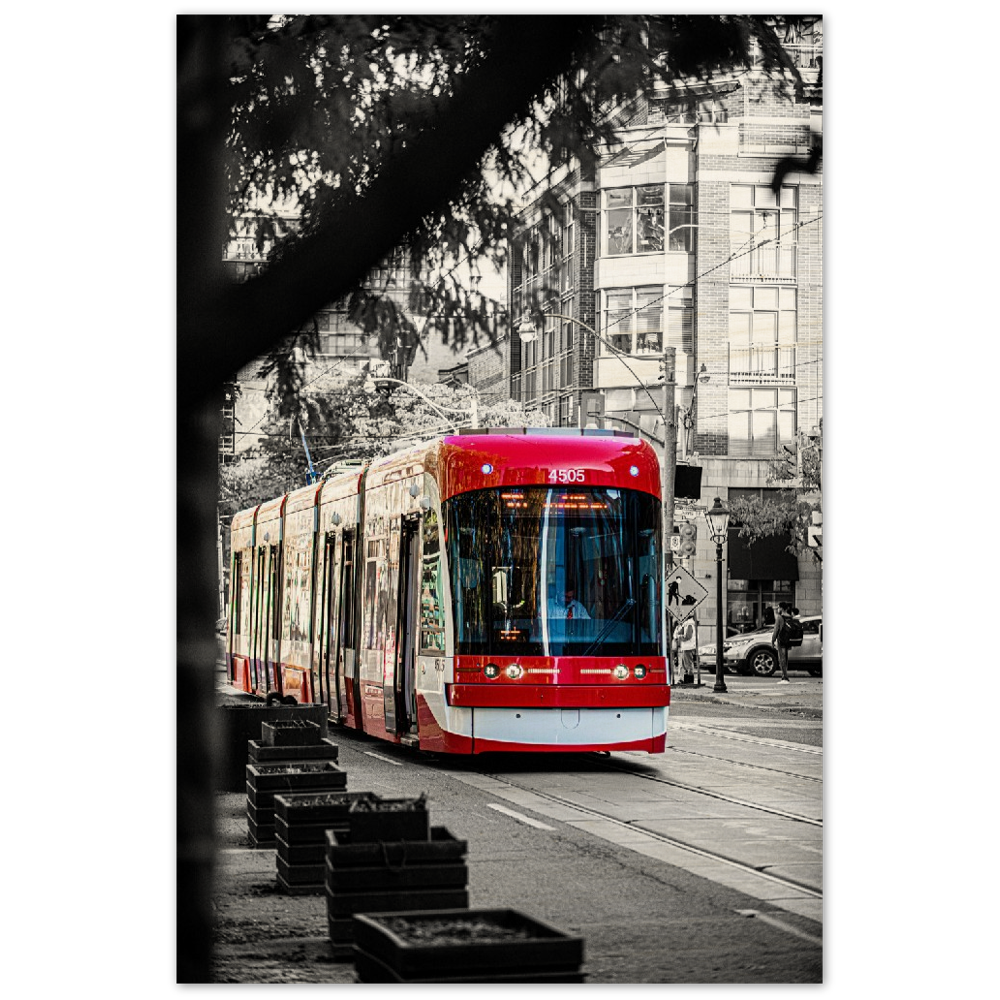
{"left": 484, "top": 25, "right": 823, "bottom": 644}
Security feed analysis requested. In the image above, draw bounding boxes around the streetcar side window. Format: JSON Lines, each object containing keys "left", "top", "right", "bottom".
{"left": 445, "top": 486, "right": 662, "bottom": 657}
{"left": 419, "top": 505, "right": 446, "bottom": 654}
{"left": 340, "top": 531, "right": 356, "bottom": 651}
{"left": 232, "top": 552, "right": 243, "bottom": 635}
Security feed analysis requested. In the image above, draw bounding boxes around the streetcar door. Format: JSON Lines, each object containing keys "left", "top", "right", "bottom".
{"left": 392, "top": 515, "right": 420, "bottom": 736}
{"left": 264, "top": 543, "right": 282, "bottom": 694}
{"left": 311, "top": 534, "right": 331, "bottom": 709}
{"left": 383, "top": 518, "right": 402, "bottom": 735}
{"left": 321, "top": 532, "right": 343, "bottom": 717}
{"left": 337, "top": 529, "right": 360, "bottom": 724}
{"left": 250, "top": 545, "right": 265, "bottom": 691}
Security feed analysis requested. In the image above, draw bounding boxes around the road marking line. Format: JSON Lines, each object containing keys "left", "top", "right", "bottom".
{"left": 363, "top": 751, "right": 404, "bottom": 766}
{"left": 487, "top": 804, "right": 556, "bottom": 830}
{"left": 737, "top": 909, "right": 823, "bottom": 945}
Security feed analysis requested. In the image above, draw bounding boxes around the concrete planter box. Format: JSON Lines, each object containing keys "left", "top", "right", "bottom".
{"left": 246, "top": 764, "right": 347, "bottom": 848}
{"left": 275, "top": 790, "right": 380, "bottom": 827}
{"left": 247, "top": 762, "right": 346, "bottom": 792}
{"left": 345, "top": 796, "right": 429, "bottom": 844}
{"left": 261, "top": 719, "right": 323, "bottom": 747}
{"left": 323, "top": 827, "right": 469, "bottom": 961}
{"left": 326, "top": 827, "right": 468, "bottom": 891}
{"left": 272, "top": 791, "right": 379, "bottom": 895}
{"left": 216, "top": 703, "right": 329, "bottom": 791}
{"left": 351, "top": 908, "right": 585, "bottom": 983}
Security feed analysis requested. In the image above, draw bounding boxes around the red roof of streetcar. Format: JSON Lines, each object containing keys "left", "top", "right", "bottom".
{"left": 433, "top": 430, "right": 661, "bottom": 502}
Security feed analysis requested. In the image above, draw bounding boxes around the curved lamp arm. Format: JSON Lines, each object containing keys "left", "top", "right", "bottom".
{"left": 363, "top": 375, "right": 479, "bottom": 428}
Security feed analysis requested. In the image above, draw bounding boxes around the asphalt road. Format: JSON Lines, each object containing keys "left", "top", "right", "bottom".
{"left": 211, "top": 677, "right": 823, "bottom": 984}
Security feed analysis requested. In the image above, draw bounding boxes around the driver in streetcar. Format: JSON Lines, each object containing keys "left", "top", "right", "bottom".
{"left": 548, "top": 587, "right": 590, "bottom": 620}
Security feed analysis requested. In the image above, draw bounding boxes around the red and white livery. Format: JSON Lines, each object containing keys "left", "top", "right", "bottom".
{"left": 227, "top": 429, "right": 669, "bottom": 753}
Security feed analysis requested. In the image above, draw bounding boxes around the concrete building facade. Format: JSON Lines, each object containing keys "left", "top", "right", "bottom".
{"left": 490, "top": 27, "right": 823, "bottom": 645}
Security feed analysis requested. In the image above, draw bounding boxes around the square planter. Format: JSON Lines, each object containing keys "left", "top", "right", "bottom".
{"left": 345, "top": 795, "right": 429, "bottom": 844}
{"left": 350, "top": 909, "right": 585, "bottom": 981}
{"left": 261, "top": 719, "right": 323, "bottom": 747}
{"left": 274, "top": 790, "right": 380, "bottom": 827}
{"left": 247, "top": 762, "right": 347, "bottom": 793}
{"left": 216, "top": 703, "right": 329, "bottom": 791}
{"left": 246, "top": 764, "right": 347, "bottom": 847}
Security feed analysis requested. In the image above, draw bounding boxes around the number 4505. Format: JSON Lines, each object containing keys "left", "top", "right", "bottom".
{"left": 548, "top": 468, "right": 586, "bottom": 483}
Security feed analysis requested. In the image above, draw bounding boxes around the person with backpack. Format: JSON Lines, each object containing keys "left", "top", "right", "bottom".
{"left": 771, "top": 602, "right": 794, "bottom": 683}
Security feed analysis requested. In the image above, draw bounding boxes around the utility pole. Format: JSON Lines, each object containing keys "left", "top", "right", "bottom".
{"left": 662, "top": 346, "right": 677, "bottom": 675}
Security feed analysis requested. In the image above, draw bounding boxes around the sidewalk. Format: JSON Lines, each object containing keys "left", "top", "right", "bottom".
{"left": 671, "top": 672, "right": 823, "bottom": 714}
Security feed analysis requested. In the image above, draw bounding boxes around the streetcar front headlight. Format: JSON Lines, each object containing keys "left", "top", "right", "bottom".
{"left": 633, "top": 664, "right": 647, "bottom": 679}
{"left": 505, "top": 664, "right": 524, "bottom": 680}
{"left": 612, "top": 664, "right": 629, "bottom": 680}
{"left": 483, "top": 663, "right": 500, "bottom": 680}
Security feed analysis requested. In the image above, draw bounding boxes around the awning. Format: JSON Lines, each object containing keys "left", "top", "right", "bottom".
{"left": 727, "top": 529, "right": 799, "bottom": 581}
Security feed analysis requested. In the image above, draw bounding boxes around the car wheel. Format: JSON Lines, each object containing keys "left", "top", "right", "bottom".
{"left": 807, "top": 666, "right": 822, "bottom": 677}
{"left": 747, "top": 647, "right": 777, "bottom": 677}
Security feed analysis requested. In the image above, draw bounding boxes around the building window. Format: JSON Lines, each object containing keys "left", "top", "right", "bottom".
{"left": 727, "top": 578, "right": 794, "bottom": 633}
{"left": 601, "top": 286, "right": 663, "bottom": 355}
{"left": 729, "top": 285, "right": 796, "bottom": 384}
{"left": 604, "top": 185, "right": 695, "bottom": 256}
{"left": 728, "top": 387, "right": 797, "bottom": 457}
{"left": 730, "top": 185, "right": 797, "bottom": 280}
{"left": 560, "top": 203, "right": 575, "bottom": 293}
{"left": 666, "top": 286, "right": 694, "bottom": 355}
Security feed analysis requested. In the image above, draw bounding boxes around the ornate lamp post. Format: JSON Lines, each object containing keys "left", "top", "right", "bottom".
{"left": 705, "top": 496, "right": 731, "bottom": 694}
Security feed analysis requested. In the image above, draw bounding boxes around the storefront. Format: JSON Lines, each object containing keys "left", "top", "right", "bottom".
{"left": 726, "top": 528, "right": 798, "bottom": 634}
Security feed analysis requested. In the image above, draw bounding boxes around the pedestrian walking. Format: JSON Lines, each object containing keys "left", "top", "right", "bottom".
{"left": 771, "top": 602, "right": 792, "bottom": 683}
{"left": 673, "top": 615, "right": 698, "bottom": 682}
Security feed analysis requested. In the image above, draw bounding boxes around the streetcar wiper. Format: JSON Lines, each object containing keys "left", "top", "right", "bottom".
{"left": 582, "top": 598, "right": 636, "bottom": 656}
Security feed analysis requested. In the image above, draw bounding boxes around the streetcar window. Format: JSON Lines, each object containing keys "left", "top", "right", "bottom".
{"left": 444, "top": 486, "right": 662, "bottom": 657}
{"left": 419, "top": 505, "right": 446, "bottom": 654}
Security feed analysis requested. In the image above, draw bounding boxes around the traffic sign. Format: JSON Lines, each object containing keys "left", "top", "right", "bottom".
{"left": 665, "top": 565, "right": 708, "bottom": 622}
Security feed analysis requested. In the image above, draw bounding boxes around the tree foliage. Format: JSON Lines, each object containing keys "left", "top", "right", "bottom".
{"left": 727, "top": 421, "right": 823, "bottom": 563}
{"left": 218, "top": 376, "right": 549, "bottom": 516}
{"left": 220, "top": 15, "right": 817, "bottom": 395}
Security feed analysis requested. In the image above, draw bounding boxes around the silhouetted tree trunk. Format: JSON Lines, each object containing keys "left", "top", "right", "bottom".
{"left": 176, "top": 14, "right": 603, "bottom": 981}
{"left": 177, "top": 16, "right": 229, "bottom": 983}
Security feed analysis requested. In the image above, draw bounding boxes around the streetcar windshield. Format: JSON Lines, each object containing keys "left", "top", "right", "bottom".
{"left": 444, "top": 486, "right": 662, "bottom": 657}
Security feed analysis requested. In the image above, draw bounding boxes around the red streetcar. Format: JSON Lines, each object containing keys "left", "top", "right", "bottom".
{"left": 226, "top": 429, "right": 669, "bottom": 754}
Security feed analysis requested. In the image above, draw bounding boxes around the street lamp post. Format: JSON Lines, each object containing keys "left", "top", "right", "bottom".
{"left": 705, "top": 496, "right": 731, "bottom": 694}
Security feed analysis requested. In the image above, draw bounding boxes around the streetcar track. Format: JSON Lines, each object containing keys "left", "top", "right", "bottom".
{"left": 665, "top": 745, "right": 822, "bottom": 783}
{"left": 667, "top": 721, "right": 824, "bottom": 755}
{"left": 592, "top": 756, "right": 822, "bottom": 826}
{"left": 476, "top": 770, "right": 822, "bottom": 899}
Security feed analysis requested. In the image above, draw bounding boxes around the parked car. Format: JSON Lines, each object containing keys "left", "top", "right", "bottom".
{"left": 698, "top": 615, "right": 823, "bottom": 677}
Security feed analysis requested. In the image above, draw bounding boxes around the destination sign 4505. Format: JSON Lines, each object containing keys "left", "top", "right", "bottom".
{"left": 548, "top": 469, "right": 586, "bottom": 483}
